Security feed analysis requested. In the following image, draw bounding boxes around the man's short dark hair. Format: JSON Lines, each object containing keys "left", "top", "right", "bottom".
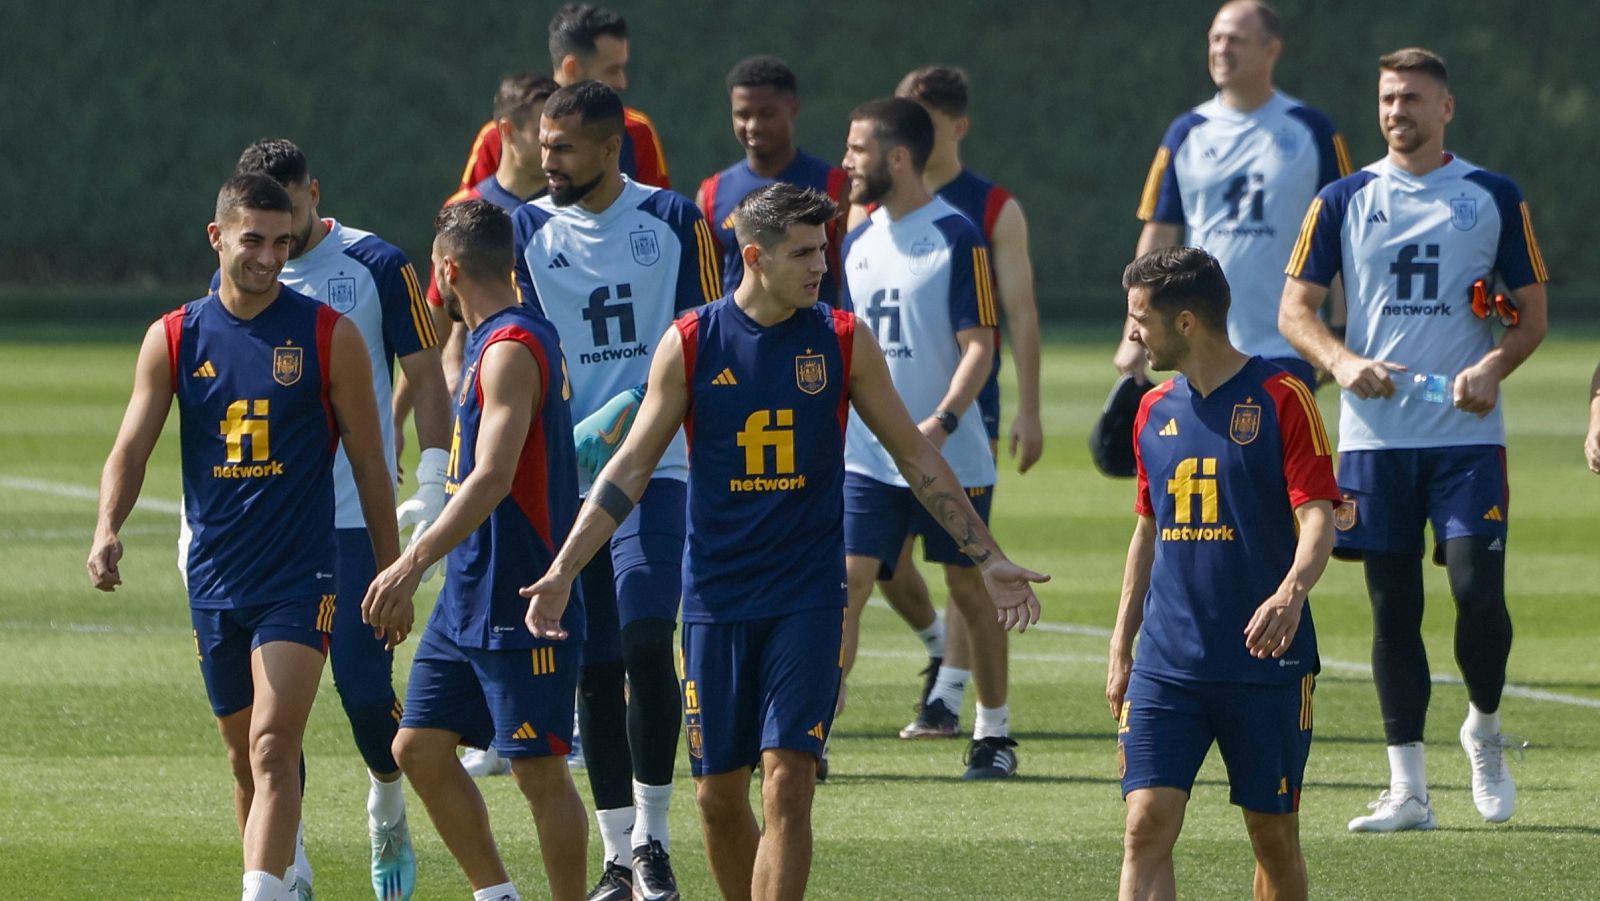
{"left": 849, "top": 97, "right": 936, "bottom": 173}
{"left": 1226, "top": 1, "right": 1283, "bottom": 41}
{"left": 1379, "top": 46, "right": 1449, "bottom": 85}
{"left": 548, "top": 3, "right": 627, "bottom": 68}
{"left": 543, "top": 80, "right": 625, "bottom": 139}
{"left": 435, "top": 199, "right": 514, "bottom": 282}
{"left": 1121, "top": 246, "right": 1231, "bottom": 331}
{"left": 215, "top": 173, "right": 293, "bottom": 224}
{"left": 234, "top": 138, "right": 309, "bottom": 187}
{"left": 494, "top": 73, "right": 561, "bottom": 127}
{"left": 733, "top": 183, "right": 839, "bottom": 249}
{"left": 726, "top": 55, "right": 798, "bottom": 95}
{"left": 896, "top": 65, "right": 969, "bottom": 117}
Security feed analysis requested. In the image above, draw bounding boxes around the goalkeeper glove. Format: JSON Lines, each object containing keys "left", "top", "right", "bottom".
{"left": 574, "top": 385, "right": 646, "bottom": 480}
{"left": 396, "top": 446, "right": 449, "bottom": 582}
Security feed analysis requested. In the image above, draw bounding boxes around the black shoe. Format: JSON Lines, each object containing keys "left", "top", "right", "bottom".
{"left": 899, "top": 697, "right": 961, "bottom": 739}
{"left": 816, "top": 745, "right": 830, "bottom": 783}
{"left": 962, "top": 736, "right": 1019, "bottom": 780}
{"left": 916, "top": 656, "right": 943, "bottom": 709}
{"left": 585, "top": 860, "right": 633, "bottom": 901}
{"left": 631, "top": 839, "right": 680, "bottom": 901}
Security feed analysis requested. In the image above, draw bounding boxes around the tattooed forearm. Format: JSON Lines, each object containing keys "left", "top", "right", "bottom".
{"left": 907, "top": 470, "right": 993, "bottom": 565}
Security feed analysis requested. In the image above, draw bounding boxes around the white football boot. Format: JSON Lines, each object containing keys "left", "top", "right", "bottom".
{"left": 1347, "top": 790, "right": 1438, "bottom": 832}
{"left": 1460, "top": 723, "right": 1525, "bottom": 823}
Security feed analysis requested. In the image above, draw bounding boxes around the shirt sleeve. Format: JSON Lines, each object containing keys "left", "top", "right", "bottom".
{"left": 458, "top": 122, "right": 500, "bottom": 193}
{"left": 375, "top": 250, "right": 437, "bottom": 356}
{"left": 625, "top": 110, "right": 671, "bottom": 190}
{"left": 1284, "top": 179, "right": 1359, "bottom": 287}
{"left": 511, "top": 207, "right": 546, "bottom": 317}
{"left": 669, "top": 201, "right": 721, "bottom": 312}
{"left": 942, "top": 223, "right": 999, "bottom": 333}
{"left": 1464, "top": 171, "right": 1550, "bottom": 290}
{"left": 1132, "top": 398, "right": 1155, "bottom": 515}
{"left": 1136, "top": 113, "right": 1201, "bottom": 224}
{"left": 1267, "top": 373, "right": 1340, "bottom": 508}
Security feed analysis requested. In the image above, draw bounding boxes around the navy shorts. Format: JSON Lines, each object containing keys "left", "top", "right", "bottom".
{"left": 978, "top": 363, "right": 1002, "bottom": 442}
{"left": 584, "top": 477, "right": 686, "bottom": 665}
{"left": 1333, "top": 446, "right": 1508, "bottom": 563}
{"left": 843, "top": 472, "right": 993, "bottom": 579}
{"left": 1118, "top": 670, "right": 1314, "bottom": 814}
{"left": 400, "top": 626, "right": 580, "bottom": 759}
{"left": 681, "top": 606, "right": 843, "bottom": 777}
{"left": 331, "top": 529, "right": 396, "bottom": 705}
{"left": 192, "top": 595, "right": 333, "bottom": 717}
{"left": 1264, "top": 356, "right": 1317, "bottom": 391}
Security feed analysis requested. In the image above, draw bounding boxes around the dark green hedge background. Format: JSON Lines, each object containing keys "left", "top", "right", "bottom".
{"left": 2, "top": 0, "right": 1593, "bottom": 319}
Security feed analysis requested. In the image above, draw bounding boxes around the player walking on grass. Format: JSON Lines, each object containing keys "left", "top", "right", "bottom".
{"left": 231, "top": 138, "right": 453, "bottom": 900}
{"left": 365, "top": 200, "right": 589, "bottom": 901}
{"left": 89, "top": 174, "right": 400, "bottom": 901}
{"left": 520, "top": 181, "right": 1046, "bottom": 901}
{"left": 512, "top": 79, "right": 720, "bottom": 901}
{"left": 1110, "top": 246, "right": 1337, "bottom": 901}
{"left": 834, "top": 97, "right": 1018, "bottom": 779}
{"left": 1280, "top": 47, "right": 1548, "bottom": 831}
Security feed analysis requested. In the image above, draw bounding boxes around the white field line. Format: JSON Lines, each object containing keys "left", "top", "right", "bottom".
{"left": 1, "top": 475, "right": 182, "bottom": 516}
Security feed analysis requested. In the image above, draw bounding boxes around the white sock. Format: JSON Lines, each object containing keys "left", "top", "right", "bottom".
{"left": 596, "top": 806, "right": 634, "bottom": 865}
{"left": 633, "top": 779, "right": 673, "bottom": 850}
{"left": 241, "top": 870, "right": 284, "bottom": 901}
{"left": 930, "top": 666, "right": 970, "bottom": 711}
{"left": 472, "top": 882, "right": 520, "bottom": 901}
{"left": 293, "top": 821, "right": 312, "bottom": 887}
{"left": 1465, "top": 703, "right": 1500, "bottom": 739}
{"left": 973, "top": 703, "right": 1009, "bottom": 740}
{"left": 1387, "top": 742, "right": 1428, "bottom": 801}
{"left": 916, "top": 618, "right": 946, "bottom": 658}
{"left": 281, "top": 867, "right": 299, "bottom": 901}
{"left": 368, "top": 771, "right": 407, "bottom": 827}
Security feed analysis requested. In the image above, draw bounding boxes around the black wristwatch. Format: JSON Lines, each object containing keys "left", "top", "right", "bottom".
{"left": 932, "top": 409, "right": 959, "bottom": 434}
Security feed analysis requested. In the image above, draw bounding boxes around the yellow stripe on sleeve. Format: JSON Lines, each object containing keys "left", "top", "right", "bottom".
{"left": 1520, "top": 202, "right": 1549, "bottom": 283}
{"left": 400, "top": 264, "right": 438, "bottom": 348}
{"left": 694, "top": 219, "right": 720, "bottom": 302}
{"left": 1136, "top": 147, "right": 1171, "bottom": 221}
{"left": 1332, "top": 133, "right": 1354, "bottom": 177}
{"left": 458, "top": 122, "right": 495, "bottom": 189}
{"left": 1285, "top": 198, "right": 1323, "bottom": 278}
{"left": 972, "top": 247, "right": 998, "bottom": 327}
{"left": 1284, "top": 376, "right": 1331, "bottom": 456}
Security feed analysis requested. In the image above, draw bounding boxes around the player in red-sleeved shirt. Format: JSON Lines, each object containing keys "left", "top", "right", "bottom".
{"left": 1109, "top": 246, "right": 1338, "bottom": 901}
{"left": 453, "top": 5, "right": 669, "bottom": 192}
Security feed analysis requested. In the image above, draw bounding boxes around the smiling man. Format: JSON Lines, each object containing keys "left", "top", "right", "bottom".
{"left": 697, "top": 55, "right": 848, "bottom": 306}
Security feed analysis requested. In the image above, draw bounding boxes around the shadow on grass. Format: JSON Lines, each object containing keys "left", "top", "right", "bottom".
{"left": 820, "top": 771, "right": 1121, "bottom": 786}
{"left": 1434, "top": 824, "right": 1600, "bottom": 836}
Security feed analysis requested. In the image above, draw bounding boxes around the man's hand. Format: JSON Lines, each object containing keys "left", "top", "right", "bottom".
{"left": 396, "top": 447, "right": 450, "bottom": 581}
{"left": 978, "top": 558, "right": 1049, "bottom": 633}
{"left": 1452, "top": 363, "right": 1501, "bottom": 417}
{"left": 1106, "top": 646, "right": 1132, "bottom": 719}
{"left": 917, "top": 417, "right": 949, "bottom": 450}
{"left": 1008, "top": 412, "right": 1044, "bottom": 474}
{"left": 519, "top": 572, "right": 575, "bottom": 640}
{"left": 1331, "top": 356, "right": 1407, "bottom": 399}
{"left": 361, "top": 557, "right": 419, "bottom": 649}
{"left": 86, "top": 530, "right": 124, "bottom": 591}
{"left": 1243, "top": 590, "right": 1305, "bottom": 659}
{"left": 574, "top": 386, "right": 645, "bottom": 481}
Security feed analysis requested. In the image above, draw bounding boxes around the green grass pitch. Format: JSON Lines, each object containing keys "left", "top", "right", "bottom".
{"left": 2, "top": 325, "right": 1597, "bottom": 898}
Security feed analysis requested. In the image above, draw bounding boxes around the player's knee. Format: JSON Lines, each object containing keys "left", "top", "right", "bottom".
{"left": 760, "top": 754, "right": 816, "bottom": 817}
{"left": 845, "top": 556, "right": 879, "bottom": 602}
{"left": 621, "top": 619, "right": 676, "bottom": 672}
{"left": 510, "top": 755, "right": 574, "bottom": 803}
{"left": 1122, "top": 794, "right": 1183, "bottom": 857}
{"left": 695, "top": 776, "right": 749, "bottom": 826}
{"left": 579, "top": 658, "right": 627, "bottom": 701}
{"left": 248, "top": 729, "right": 300, "bottom": 780}
{"left": 390, "top": 728, "right": 446, "bottom": 775}
{"left": 1244, "top": 814, "right": 1302, "bottom": 872}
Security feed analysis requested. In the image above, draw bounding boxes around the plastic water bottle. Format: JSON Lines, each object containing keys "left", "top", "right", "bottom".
{"left": 1402, "top": 372, "right": 1451, "bottom": 404}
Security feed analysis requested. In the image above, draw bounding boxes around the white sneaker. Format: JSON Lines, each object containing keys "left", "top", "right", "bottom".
{"left": 1347, "top": 790, "right": 1437, "bottom": 832}
{"left": 1460, "top": 724, "right": 1524, "bottom": 823}
{"left": 461, "top": 747, "right": 511, "bottom": 777}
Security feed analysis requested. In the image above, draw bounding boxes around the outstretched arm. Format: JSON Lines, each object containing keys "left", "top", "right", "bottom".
{"left": 88, "top": 321, "right": 174, "bottom": 591}
{"left": 521, "top": 325, "right": 691, "bottom": 639}
{"left": 848, "top": 322, "right": 1048, "bottom": 631}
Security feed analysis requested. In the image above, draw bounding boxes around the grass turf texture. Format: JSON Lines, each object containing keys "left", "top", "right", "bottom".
{"left": 2, "top": 327, "right": 1598, "bottom": 899}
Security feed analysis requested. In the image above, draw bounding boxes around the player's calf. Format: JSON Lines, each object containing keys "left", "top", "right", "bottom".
{"left": 1243, "top": 810, "right": 1307, "bottom": 901}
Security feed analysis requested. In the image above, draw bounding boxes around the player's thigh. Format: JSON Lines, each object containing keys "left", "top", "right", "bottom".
{"left": 192, "top": 607, "right": 258, "bottom": 718}
{"left": 756, "top": 607, "right": 844, "bottom": 762}
{"left": 914, "top": 484, "right": 994, "bottom": 569}
{"left": 329, "top": 528, "right": 394, "bottom": 698}
{"left": 247, "top": 599, "right": 333, "bottom": 741}
{"left": 1119, "top": 672, "right": 1213, "bottom": 799}
{"left": 1332, "top": 450, "right": 1428, "bottom": 560}
{"left": 843, "top": 473, "right": 917, "bottom": 580}
{"left": 682, "top": 619, "right": 764, "bottom": 777}
{"left": 580, "top": 548, "right": 622, "bottom": 666}
{"left": 1422, "top": 445, "right": 1508, "bottom": 562}
{"left": 1212, "top": 675, "right": 1314, "bottom": 815}
{"left": 470, "top": 643, "right": 580, "bottom": 760}
{"left": 399, "top": 628, "right": 495, "bottom": 752}
{"left": 611, "top": 477, "right": 686, "bottom": 626}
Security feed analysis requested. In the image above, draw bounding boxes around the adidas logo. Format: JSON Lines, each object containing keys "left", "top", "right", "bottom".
{"left": 711, "top": 368, "right": 738, "bottom": 386}
{"left": 1483, "top": 505, "right": 1504, "bottom": 522}
{"left": 1367, "top": 210, "right": 1389, "bottom": 225}
{"left": 512, "top": 722, "right": 538, "bottom": 740}
{"left": 547, "top": 253, "right": 572, "bottom": 269}
{"left": 1487, "top": 537, "right": 1504, "bottom": 552}
{"left": 1159, "top": 419, "right": 1179, "bottom": 437}
{"left": 807, "top": 722, "right": 826, "bottom": 741}
{"left": 192, "top": 360, "right": 217, "bottom": 378}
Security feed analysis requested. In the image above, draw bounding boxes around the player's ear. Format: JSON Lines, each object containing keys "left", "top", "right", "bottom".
{"left": 308, "top": 178, "right": 321, "bottom": 209}
{"left": 207, "top": 222, "right": 223, "bottom": 251}
{"left": 495, "top": 117, "right": 515, "bottom": 143}
{"left": 741, "top": 242, "right": 763, "bottom": 272}
{"left": 560, "top": 54, "right": 581, "bottom": 83}
{"left": 1442, "top": 92, "right": 1455, "bottom": 125}
{"left": 954, "top": 116, "right": 971, "bottom": 141}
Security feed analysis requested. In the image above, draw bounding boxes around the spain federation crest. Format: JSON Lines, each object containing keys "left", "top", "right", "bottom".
{"left": 326, "top": 276, "right": 357, "bottom": 312}
{"left": 1334, "top": 497, "right": 1358, "bottom": 532}
{"left": 1450, "top": 197, "right": 1478, "bottom": 231}
{"left": 685, "top": 721, "right": 704, "bottom": 760}
{"left": 629, "top": 228, "right": 661, "bottom": 266}
{"left": 1229, "top": 401, "right": 1261, "bottom": 445}
{"left": 795, "top": 352, "right": 827, "bottom": 395}
{"left": 907, "top": 235, "right": 937, "bottom": 276}
{"left": 273, "top": 344, "right": 303, "bottom": 386}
